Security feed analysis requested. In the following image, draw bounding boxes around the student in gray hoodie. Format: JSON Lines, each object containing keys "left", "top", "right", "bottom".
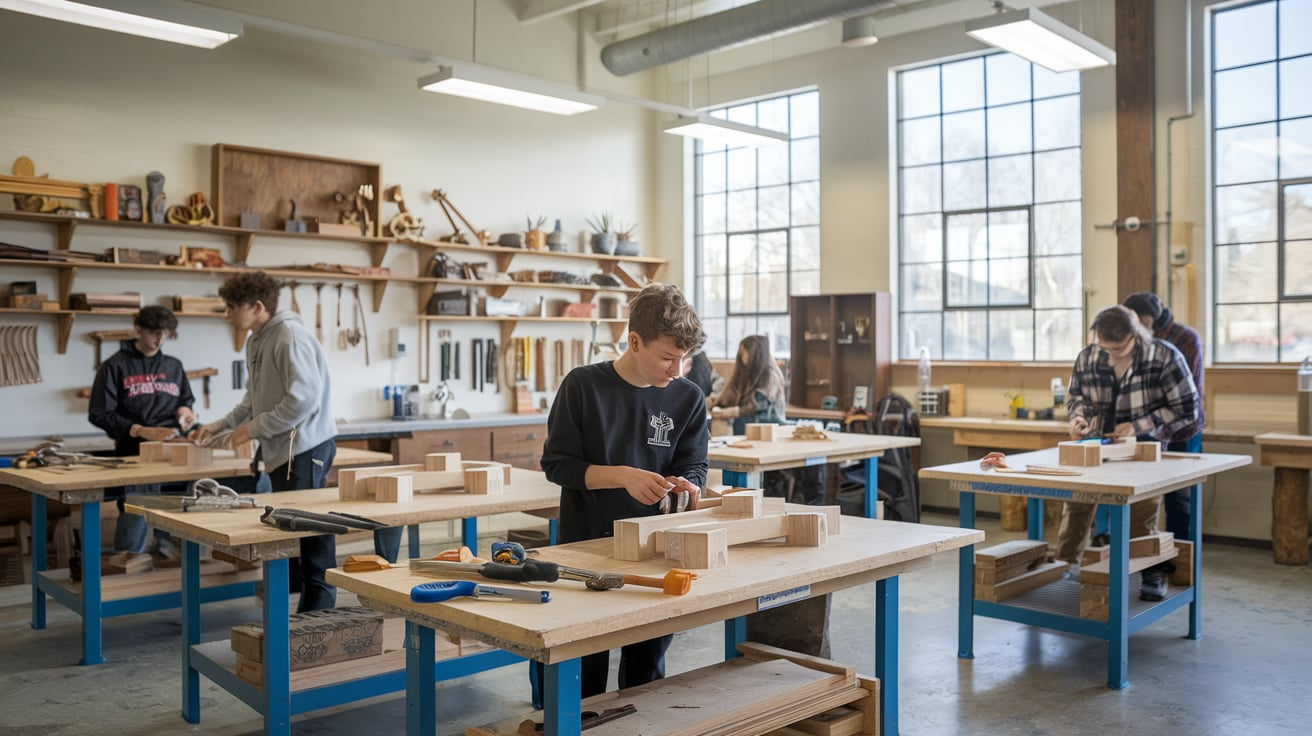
{"left": 196, "top": 271, "right": 398, "bottom": 611}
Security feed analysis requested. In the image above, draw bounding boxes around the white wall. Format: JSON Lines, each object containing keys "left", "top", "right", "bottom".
{"left": 0, "top": 2, "right": 663, "bottom": 438}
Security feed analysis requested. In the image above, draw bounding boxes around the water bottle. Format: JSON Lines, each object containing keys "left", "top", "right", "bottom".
{"left": 1051, "top": 377, "right": 1066, "bottom": 407}
{"left": 1299, "top": 356, "right": 1312, "bottom": 435}
{"left": 917, "top": 347, "right": 932, "bottom": 392}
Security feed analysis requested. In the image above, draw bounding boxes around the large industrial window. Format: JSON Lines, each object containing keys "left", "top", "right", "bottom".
{"left": 1210, "top": 0, "right": 1312, "bottom": 363}
{"left": 896, "top": 53, "right": 1084, "bottom": 361}
{"left": 693, "top": 89, "right": 820, "bottom": 359}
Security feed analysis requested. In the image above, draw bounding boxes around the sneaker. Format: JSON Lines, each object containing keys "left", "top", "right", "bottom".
{"left": 1140, "top": 565, "right": 1167, "bottom": 601}
{"left": 1062, "top": 563, "right": 1081, "bottom": 582}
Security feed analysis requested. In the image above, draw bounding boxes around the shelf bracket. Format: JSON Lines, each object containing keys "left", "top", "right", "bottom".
{"left": 234, "top": 232, "right": 254, "bottom": 265}
{"left": 499, "top": 321, "right": 517, "bottom": 346}
{"left": 56, "top": 220, "right": 76, "bottom": 251}
{"left": 368, "top": 242, "right": 388, "bottom": 269}
{"left": 372, "top": 282, "right": 386, "bottom": 313}
{"left": 58, "top": 267, "right": 76, "bottom": 307}
{"left": 56, "top": 313, "right": 74, "bottom": 355}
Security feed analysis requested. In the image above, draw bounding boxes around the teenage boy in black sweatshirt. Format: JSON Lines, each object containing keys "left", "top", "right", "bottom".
{"left": 88, "top": 305, "right": 196, "bottom": 553}
{"left": 539, "top": 282, "right": 709, "bottom": 697}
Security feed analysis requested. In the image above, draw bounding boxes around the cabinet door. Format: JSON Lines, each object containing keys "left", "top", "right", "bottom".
{"left": 394, "top": 428, "right": 492, "bottom": 465}
{"left": 491, "top": 424, "right": 547, "bottom": 470}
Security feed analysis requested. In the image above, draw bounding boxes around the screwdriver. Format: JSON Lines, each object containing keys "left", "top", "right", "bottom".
{"left": 410, "top": 580, "right": 549, "bottom": 603}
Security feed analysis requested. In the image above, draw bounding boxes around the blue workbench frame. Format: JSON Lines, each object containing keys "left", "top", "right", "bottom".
{"left": 28, "top": 494, "right": 255, "bottom": 666}
{"left": 957, "top": 483, "right": 1202, "bottom": 689}
{"left": 179, "top": 516, "right": 557, "bottom": 736}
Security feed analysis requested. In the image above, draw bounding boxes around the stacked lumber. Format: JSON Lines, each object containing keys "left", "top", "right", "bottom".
{"left": 1079, "top": 532, "right": 1181, "bottom": 620}
{"left": 173, "top": 295, "right": 226, "bottom": 313}
{"left": 470, "top": 643, "right": 878, "bottom": 736}
{"left": 974, "top": 539, "right": 1067, "bottom": 602}
{"left": 230, "top": 606, "right": 385, "bottom": 686}
{"left": 69, "top": 292, "right": 141, "bottom": 312}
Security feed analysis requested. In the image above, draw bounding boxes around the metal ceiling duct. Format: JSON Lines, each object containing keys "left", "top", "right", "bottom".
{"left": 600, "top": 0, "right": 900, "bottom": 77}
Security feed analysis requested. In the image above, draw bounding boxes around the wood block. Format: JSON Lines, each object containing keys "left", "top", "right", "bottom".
{"left": 374, "top": 474, "right": 413, "bottom": 503}
{"left": 786, "top": 512, "right": 828, "bottom": 547}
{"left": 138, "top": 441, "right": 167, "bottom": 462}
{"left": 424, "top": 452, "right": 461, "bottom": 470}
{"left": 1129, "top": 531, "right": 1174, "bottom": 557}
{"left": 102, "top": 551, "right": 152, "bottom": 575}
{"left": 613, "top": 499, "right": 764, "bottom": 561}
{"left": 462, "top": 460, "right": 512, "bottom": 484}
{"left": 1080, "top": 582, "right": 1110, "bottom": 621}
{"left": 1134, "top": 441, "right": 1162, "bottom": 461}
{"left": 745, "top": 423, "right": 781, "bottom": 441}
{"left": 975, "top": 560, "right": 1067, "bottom": 602}
{"left": 785, "top": 502, "right": 841, "bottom": 535}
{"left": 975, "top": 557, "right": 1040, "bottom": 586}
{"left": 1058, "top": 441, "right": 1104, "bottom": 467}
{"left": 1080, "top": 545, "right": 1178, "bottom": 586}
{"left": 168, "top": 445, "right": 213, "bottom": 466}
{"left": 854, "top": 676, "right": 880, "bottom": 735}
{"left": 663, "top": 527, "right": 729, "bottom": 568}
{"left": 463, "top": 467, "right": 503, "bottom": 495}
{"left": 230, "top": 606, "right": 384, "bottom": 671}
{"left": 1170, "top": 539, "right": 1194, "bottom": 586}
{"left": 1081, "top": 545, "right": 1109, "bottom": 566}
{"left": 974, "top": 539, "right": 1048, "bottom": 569}
{"left": 337, "top": 464, "right": 421, "bottom": 500}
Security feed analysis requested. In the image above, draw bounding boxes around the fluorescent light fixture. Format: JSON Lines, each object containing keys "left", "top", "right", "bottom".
{"left": 965, "top": 6, "right": 1115, "bottom": 72}
{"left": 0, "top": 0, "right": 241, "bottom": 49}
{"left": 662, "top": 114, "right": 788, "bottom": 148}
{"left": 418, "top": 65, "right": 604, "bottom": 116}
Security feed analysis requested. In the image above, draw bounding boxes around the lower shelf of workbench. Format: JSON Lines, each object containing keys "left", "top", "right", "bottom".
{"left": 40, "top": 560, "right": 261, "bottom": 602}
{"left": 974, "top": 575, "right": 1192, "bottom": 632}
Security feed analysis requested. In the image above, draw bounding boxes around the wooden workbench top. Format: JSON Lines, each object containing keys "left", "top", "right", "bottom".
{"left": 707, "top": 429, "right": 919, "bottom": 472}
{"left": 920, "top": 448, "right": 1251, "bottom": 503}
{"left": 125, "top": 467, "right": 560, "bottom": 560}
{"left": 1254, "top": 432, "right": 1312, "bottom": 448}
{"left": 0, "top": 446, "right": 391, "bottom": 499}
{"left": 327, "top": 516, "right": 982, "bottom": 664}
{"left": 920, "top": 416, "right": 1261, "bottom": 445}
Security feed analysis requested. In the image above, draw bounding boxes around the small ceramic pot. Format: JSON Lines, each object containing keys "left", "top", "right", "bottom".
{"left": 497, "top": 232, "right": 523, "bottom": 248}
{"left": 546, "top": 231, "right": 567, "bottom": 251}
{"left": 590, "top": 232, "right": 617, "bottom": 255}
{"left": 525, "top": 229, "right": 546, "bottom": 250}
{"left": 615, "top": 239, "right": 639, "bottom": 256}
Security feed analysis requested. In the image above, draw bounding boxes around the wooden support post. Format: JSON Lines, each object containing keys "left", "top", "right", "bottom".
{"left": 1272, "top": 468, "right": 1310, "bottom": 565}
{"left": 1116, "top": 0, "right": 1156, "bottom": 299}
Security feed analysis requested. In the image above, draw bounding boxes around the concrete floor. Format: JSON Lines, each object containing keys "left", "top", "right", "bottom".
{"left": 1, "top": 511, "right": 1309, "bottom": 736}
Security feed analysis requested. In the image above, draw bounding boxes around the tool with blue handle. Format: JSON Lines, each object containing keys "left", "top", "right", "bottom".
{"left": 411, "top": 580, "right": 550, "bottom": 603}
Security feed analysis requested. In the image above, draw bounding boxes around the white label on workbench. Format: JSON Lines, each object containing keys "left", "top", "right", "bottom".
{"left": 758, "top": 585, "right": 810, "bottom": 611}
{"left": 804, "top": 456, "right": 826, "bottom": 466}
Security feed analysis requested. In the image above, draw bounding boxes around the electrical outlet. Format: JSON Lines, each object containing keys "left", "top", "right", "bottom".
{"left": 1170, "top": 245, "right": 1189, "bottom": 265}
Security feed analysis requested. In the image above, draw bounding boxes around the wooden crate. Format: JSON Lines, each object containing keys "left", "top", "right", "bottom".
{"left": 230, "top": 606, "right": 384, "bottom": 676}
{"left": 212, "top": 143, "right": 381, "bottom": 236}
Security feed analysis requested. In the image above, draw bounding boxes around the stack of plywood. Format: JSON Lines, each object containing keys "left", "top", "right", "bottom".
{"left": 469, "top": 643, "right": 879, "bottom": 736}
{"left": 973, "top": 539, "right": 1067, "bottom": 603}
{"left": 1079, "top": 531, "right": 1187, "bottom": 620}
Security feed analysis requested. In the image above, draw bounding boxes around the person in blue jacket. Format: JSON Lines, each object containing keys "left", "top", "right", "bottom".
{"left": 539, "top": 282, "right": 709, "bottom": 697}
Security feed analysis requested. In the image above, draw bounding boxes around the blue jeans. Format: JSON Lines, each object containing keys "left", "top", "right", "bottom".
{"left": 1164, "top": 433, "right": 1203, "bottom": 541}
{"left": 111, "top": 484, "right": 172, "bottom": 553}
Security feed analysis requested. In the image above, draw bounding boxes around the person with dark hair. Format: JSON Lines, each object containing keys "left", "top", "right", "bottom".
{"left": 539, "top": 282, "right": 708, "bottom": 697}
{"left": 1057, "top": 305, "right": 1201, "bottom": 600}
{"left": 89, "top": 305, "right": 196, "bottom": 554}
{"left": 1123, "top": 292, "right": 1204, "bottom": 542}
{"left": 682, "top": 349, "right": 724, "bottom": 408}
{"left": 195, "top": 271, "right": 399, "bottom": 611}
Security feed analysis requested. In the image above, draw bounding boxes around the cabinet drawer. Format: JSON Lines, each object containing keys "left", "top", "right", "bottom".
{"left": 492, "top": 424, "right": 546, "bottom": 470}
{"left": 394, "top": 428, "right": 492, "bottom": 465}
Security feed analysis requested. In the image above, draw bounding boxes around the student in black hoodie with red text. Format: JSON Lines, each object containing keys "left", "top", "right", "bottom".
{"left": 89, "top": 305, "right": 196, "bottom": 554}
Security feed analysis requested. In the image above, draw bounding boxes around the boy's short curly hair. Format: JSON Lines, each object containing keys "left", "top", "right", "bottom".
{"left": 626, "top": 283, "right": 704, "bottom": 352}
{"left": 218, "top": 271, "right": 281, "bottom": 313}
{"left": 135, "top": 305, "right": 178, "bottom": 337}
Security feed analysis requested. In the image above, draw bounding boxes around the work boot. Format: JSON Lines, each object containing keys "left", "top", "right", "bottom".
{"left": 1140, "top": 565, "right": 1168, "bottom": 601}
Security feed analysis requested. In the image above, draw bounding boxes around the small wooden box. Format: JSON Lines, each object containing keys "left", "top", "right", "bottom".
{"left": 744, "top": 423, "right": 781, "bottom": 441}
{"left": 230, "top": 606, "right": 384, "bottom": 672}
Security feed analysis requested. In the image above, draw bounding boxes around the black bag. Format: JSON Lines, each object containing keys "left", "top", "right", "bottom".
{"left": 429, "top": 252, "right": 463, "bottom": 279}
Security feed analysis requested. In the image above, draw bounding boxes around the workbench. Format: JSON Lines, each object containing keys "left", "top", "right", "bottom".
{"left": 708, "top": 430, "right": 920, "bottom": 518}
{"left": 1254, "top": 432, "right": 1312, "bottom": 565}
{"left": 327, "top": 515, "right": 982, "bottom": 736}
{"left": 125, "top": 468, "right": 561, "bottom": 736}
{"left": 0, "top": 446, "right": 390, "bottom": 666}
{"left": 920, "top": 448, "right": 1251, "bottom": 689}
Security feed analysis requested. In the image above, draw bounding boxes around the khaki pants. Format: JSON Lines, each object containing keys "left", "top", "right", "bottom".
{"left": 1055, "top": 497, "right": 1159, "bottom": 564}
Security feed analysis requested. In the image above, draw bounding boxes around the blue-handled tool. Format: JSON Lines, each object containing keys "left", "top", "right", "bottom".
{"left": 410, "top": 580, "right": 550, "bottom": 604}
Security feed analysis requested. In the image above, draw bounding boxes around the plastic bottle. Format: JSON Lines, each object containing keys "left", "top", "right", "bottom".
{"left": 917, "top": 347, "right": 932, "bottom": 392}
{"left": 1051, "top": 377, "right": 1066, "bottom": 407}
{"left": 1300, "top": 356, "right": 1312, "bottom": 392}
{"left": 1299, "top": 357, "right": 1312, "bottom": 435}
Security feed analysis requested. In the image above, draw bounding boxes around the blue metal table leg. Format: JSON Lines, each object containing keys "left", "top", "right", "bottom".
{"left": 722, "top": 469, "right": 748, "bottom": 488}
{"left": 958, "top": 491, "right": 975, "bottom": 659}
{"left": 724, "top": 616, "right": 746, "bottom": 660}
{"left": 30, "top": 494, "right": 46, "bottom": 630}
{"left": 876, "top": 576, "right": 899, "bottom": 736}
{"left": 1107, "top": 504, "right": 1129, "bottom": 689}
{"left": 548, "top": 518, "right": 558, "bottom": 546}
{"left": 408, "top": 524, "right": 421, "bottom": 558}
{"left": 1187, "top": 484, "right": 1202, "bottom": 640}
{"left": 261, "top": 558, "right": 291, "bottom": 735}
{"left": 543, "top": 658, "right": 582, "bottom": 736}
{"left": 1027, "top": 497, "right": 1044, "bottom": 540}
{"left": 182, "top": 540, "right": 202, "bottom": 723}
{"left": 864, "top": 457, "right": 879, "bottom": 518}
{"left": 406, "top": 622, "right": 435, "bottom": 736}
{"left": 79, "top": 500, "right": 104, "bottom": 666}
{"left": 461, "top": 517, "right": 478, "bottom": 552}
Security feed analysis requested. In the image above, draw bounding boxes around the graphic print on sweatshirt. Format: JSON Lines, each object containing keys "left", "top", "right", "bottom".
{"left": 122, "top": 372, "right": 183, "bottom": 398}
{"left": 647, "top": 411, "right": 674, "bottom": 447}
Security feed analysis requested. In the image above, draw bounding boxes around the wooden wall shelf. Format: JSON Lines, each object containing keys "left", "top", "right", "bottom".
{"left": 789, "top": 292, "right": 891, "bottom": 412}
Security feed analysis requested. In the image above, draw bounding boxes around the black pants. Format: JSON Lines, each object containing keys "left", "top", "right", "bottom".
{"left": 268, "top": 439, "right": 337, "bottom": 613}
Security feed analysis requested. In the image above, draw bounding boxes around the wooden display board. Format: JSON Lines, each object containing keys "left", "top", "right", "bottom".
{"left": 212, "top": 143, "right": 381, "bottom": 235}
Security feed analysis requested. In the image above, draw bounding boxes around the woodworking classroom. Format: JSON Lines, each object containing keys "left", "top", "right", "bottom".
{"left": 0, "top": 0, "right": 1310, "bottom": 735}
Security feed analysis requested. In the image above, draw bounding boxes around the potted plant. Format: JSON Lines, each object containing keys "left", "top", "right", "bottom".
{"left": 586, "top": 211, "right": 617, "bottom": 255}
{"left": 615, "top": 221, "right": 639, "bottom": 256}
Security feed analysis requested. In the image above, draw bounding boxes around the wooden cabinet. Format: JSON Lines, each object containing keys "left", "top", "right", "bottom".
{"left": 491, "top": 423, "right": 547, "bottom": 470}
{"left": 393, "top": 428, "right": 493, "bottom": 465}
{"left": 789, "top": 292, "right": 891, "bottom": 411}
